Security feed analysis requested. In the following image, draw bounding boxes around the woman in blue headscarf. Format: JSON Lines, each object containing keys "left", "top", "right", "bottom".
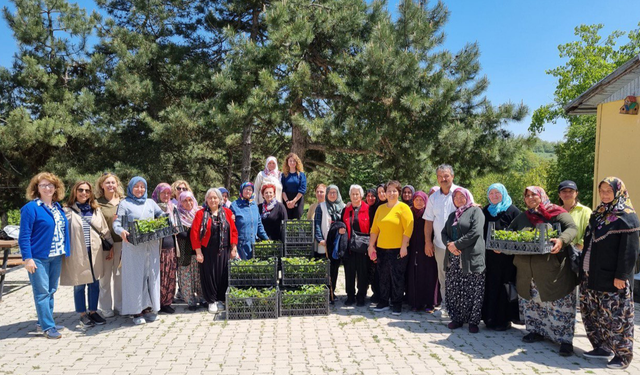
{"left": 230, "top": 182, "right": 269, "bottom": 260}
{"left": 481, "top": 183, "right": 521, "bottom": 331}
{"left": 113, "top": 177, "right": 166, "bottom": 325}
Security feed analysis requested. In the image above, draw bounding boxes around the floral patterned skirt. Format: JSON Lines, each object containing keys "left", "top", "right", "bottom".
{"left": 519, "top": 279, "right": 576, "bottom": 344}
{"left": 445, "top": 254, "right": 485, "bottom": 325}
{"left": 177, "top": 255, "right": 202, "bottom": 306}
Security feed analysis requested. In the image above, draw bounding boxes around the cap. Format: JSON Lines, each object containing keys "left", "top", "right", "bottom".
{"left": 558, "top": 180, "right": 578, "bottom": 192}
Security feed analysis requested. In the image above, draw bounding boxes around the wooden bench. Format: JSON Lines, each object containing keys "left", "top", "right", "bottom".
{"left": 0, "top": 240, "right": 18, "bottom": 302}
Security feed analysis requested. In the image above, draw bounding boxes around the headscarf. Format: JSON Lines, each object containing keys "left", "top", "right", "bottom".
{"left": 126, "top": 176, "right": 147, "bottom": 205}
{"left": 587, "top": 177, "right": 639, "bottom": 240}
{"left": 428, "top": 186, "right": 440, "bottom": 196}
{"left": 177, "top": 191, "right": 198, "bottom": 227}
{"left": 218, "top": 187, "right": 229, "bottom": 195}
{"left": 452, "top": 187, "right": 475, "bottom": 226}
{"left": 486, "top": 183, "right": 513, "bottom": 217}
{"left": 325, "top": 184, "right": 345, "bottom": 221}
{"left": 402, "top": 185, "right": 416, "bottom": 206}
{"left": 376, "top": 183, "right": 387, "bottom": 202}
{"left": 238, "top": 181, "right": 255, "bottom": 203}
{"left": 263, "top": 156, "right": 280, "bottom": 179}
{"left": 524, "top": 186, "right": 567, "bottom": 225}
{"left": 411, "top": 191, "right": 428, "bottom": 218}
{"left": 152, "top": 183, "right": 173, "bottom": 212}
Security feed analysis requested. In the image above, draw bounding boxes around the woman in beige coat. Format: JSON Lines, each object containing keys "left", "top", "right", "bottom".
{"left": 61, "top": 181, "right": 113, "bottom": 327}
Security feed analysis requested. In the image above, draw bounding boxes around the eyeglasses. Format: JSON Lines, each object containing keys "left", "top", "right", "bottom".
{"left": 77, "top": 188, "right": 91, "bottom": 194}
{"left": 177, "top": 187, "right": 188, "bottom": 191}
{"left": 524, "top": 194, "right": 537, "bottom": 199}
{"left": 38, "top": 184, "right": 55, "bottom": 189}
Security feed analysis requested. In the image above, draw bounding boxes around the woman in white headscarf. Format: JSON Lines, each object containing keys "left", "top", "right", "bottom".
{"left": 253, "top": 156, "right": 283, "bottom": 205}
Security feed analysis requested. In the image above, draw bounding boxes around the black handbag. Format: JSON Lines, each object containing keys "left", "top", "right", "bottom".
{"left": 348, "top": 206, "right": 369, "bottom": 254}
{"left": 70, "top": 207, "right": 114, "bottom": 251}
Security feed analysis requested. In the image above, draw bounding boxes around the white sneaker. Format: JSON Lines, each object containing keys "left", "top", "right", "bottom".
{"left": 132, "top": 316, "right": 146, "bottom": 325}
{"left": 433, "top": 309, "right": 448, "bottom": 318}
{"left": 208, "top": 303, "right": 218, "bottom": 314}
{"left": 143, "top": 312, "right": 158, "bottom": 322}
{"left": 101, "top": 310, "right": 115, "bottom": 318}
{"left": 36, "top": 324, "right": 65, "bottom": 333}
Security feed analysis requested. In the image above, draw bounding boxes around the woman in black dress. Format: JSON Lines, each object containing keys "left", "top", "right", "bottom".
{"left": 258, "top": 184, "right": 287, "bottom": 241}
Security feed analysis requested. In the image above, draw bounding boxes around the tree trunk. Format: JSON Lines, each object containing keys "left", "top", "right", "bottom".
{"left": 225, "top": 150, "right": 233, "bottom": 191}
{"left": 290, "top": 97, "right": 307, "bottom": 160}
{"left": 240, "top": 120, "right": 253, "bottom": 182}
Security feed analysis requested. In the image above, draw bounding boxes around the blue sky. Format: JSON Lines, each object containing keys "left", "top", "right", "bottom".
{"left": 0, "top": 0, "right": 638, "bottom": 141}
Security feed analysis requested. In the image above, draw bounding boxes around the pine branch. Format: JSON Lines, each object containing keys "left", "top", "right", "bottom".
{"left": 307, "top": 143, "right": 383, "bottom": 157}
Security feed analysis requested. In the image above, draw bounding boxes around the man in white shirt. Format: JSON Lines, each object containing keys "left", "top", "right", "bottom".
{"left": 423, "top": 164, "right": 459, "bottom": 318}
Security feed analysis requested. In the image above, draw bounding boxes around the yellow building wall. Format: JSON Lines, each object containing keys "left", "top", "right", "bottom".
{"left": 593, "top": 99, "right": 640, "bottom": 207}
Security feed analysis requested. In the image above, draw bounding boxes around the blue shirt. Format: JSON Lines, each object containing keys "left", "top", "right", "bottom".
{"left": 281, "top": 171, "right": 307, "bottom": 197}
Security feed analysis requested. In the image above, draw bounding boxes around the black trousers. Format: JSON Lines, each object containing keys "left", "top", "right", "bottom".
{"left": 329, "top": 257, "right": 341, "bottom": 301}
{"left": 343, "top": 252, "right": 369, "bottom": 302}
{"left": 284, "top": 191, "right": 304, "bottom": 219}
{"left": 377, "top": 248, "right": 408, "bottom": 308}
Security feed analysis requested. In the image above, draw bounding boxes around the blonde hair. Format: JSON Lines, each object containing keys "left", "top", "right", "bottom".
{"left": 283, "top": 153, "right": 304, "bottom": 177}
{"left": 95, "top": 172, "right": 124, "bottom": 199}
{"left": 26, "top": 172, "right": 65, "bottom": 202}
{"left": 67, "top": 181, "right": 100, "bottom": 210}
{"left": 171, "top": 180, "right": 192, "bottom": 199}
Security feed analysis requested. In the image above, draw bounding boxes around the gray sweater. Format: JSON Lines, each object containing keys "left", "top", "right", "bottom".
{"left": 441, "top": 206, "right": 486, "bottom": 274}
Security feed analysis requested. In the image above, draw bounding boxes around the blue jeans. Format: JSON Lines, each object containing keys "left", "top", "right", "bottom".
{"left": 74, "top": 279, "right": 99, "bottom": 313}
{"left": 28, "top": 256, "right": 63, "bottom": 332}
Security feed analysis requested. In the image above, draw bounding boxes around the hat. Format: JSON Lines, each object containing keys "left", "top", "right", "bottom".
{"left": 558, "top": 180, "right": 578, "bottom": 192}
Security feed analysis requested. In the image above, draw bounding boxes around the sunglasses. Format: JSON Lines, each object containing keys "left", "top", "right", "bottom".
{"left": 176, "top": 187, "right": 188, "bottom": 191}
{"left": 77, "top": 188, "right": 92, "bottom": 194}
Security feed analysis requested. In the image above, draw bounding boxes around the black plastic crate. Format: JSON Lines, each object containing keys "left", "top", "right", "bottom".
{"left": 226, "top": 287, "right": 279, "bottom": 320}
{"left": 253, "top": 241, "right": 283, "bottom": 260}
{"left": 228, "top": 258, "right": 278, "bottom": 287}
{"left": 485, "top": 222, "right": 561, "bottom": 256}
{"left": 279, "top": 285, "right": 330, "bottom": 317}
{"left": 125, "top": 207, "right": 185, "bottom": 246}
{"left": 284, "top": 243, "right": 314, "bottom": 258}
{"left": 281, "top": 258, "right": 330, "bottom": 286}
{"left": 284, "top": 220, "right": 314, "bottom": 244}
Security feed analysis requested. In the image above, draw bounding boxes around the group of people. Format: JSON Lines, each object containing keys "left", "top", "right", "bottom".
{"left": 17, "top": 157, "right": 639, "bottom": 370}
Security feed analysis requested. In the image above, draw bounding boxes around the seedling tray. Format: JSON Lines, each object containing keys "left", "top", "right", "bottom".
{"left": 226, "top": 287, "right": 279, "bottom": 320}
{"left": 284, "top": 243, "right": 314, "bottom": 258}
{"left": 279, "top": 285, "right": 330, "bottom": 317}
{"left": 127, "top": 208, "right": 184, "bottom": 246}
{"left": 253, "top": 241, "right": 283, "bottom": 260}
{"left": 284, "top": 220, "right": 314, "bottom": 244}
{"left": 281, "top": 258, "right": 330, "bottom": 286}
{"left": 228, "top": 258, "right": 278, "bottom": 287}
{"left": 485, "top": 222, "right": 560, "bottom": 255}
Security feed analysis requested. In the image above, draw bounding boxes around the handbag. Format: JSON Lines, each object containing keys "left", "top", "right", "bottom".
{"left": 348, "top": 206, "right": 369, "bottom": 254}
{"left": 69, "top": 207, "right": 114, "bottom": 251}
{"left": 503, "top": 282, "right": 518, "bottom": 302}
{"left": 567, "top": 244, "right": 581, "bottom": 275}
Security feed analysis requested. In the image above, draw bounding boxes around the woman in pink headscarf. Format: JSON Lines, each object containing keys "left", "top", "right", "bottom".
{"left": 151, "top": 183, "right": 177, "bottom": 314}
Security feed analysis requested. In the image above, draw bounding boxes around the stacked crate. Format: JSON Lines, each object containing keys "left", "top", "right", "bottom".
{"left": 283, "top": 220, "right": 314, "bottom": 257}
{"left": 226, "top": 257, "right": 278, "bottom": 320}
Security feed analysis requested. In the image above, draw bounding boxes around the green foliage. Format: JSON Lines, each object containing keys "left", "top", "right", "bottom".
{"left": 7, "top": 209, "right": 20, "bottom": 226}
{"left": 281, "top": 285, "right": 327, "bottom": 310}
{"left": 530, "top": 24, "right": 640, "bottom": 205}
{"left": 493, "top": 228, "right": 558, "bottom": 242}
{"left": 134, "top": 216, "right": 169, "bottom": 234}
{"left": 282, "top": 257, "right": 327, "bottom": 279}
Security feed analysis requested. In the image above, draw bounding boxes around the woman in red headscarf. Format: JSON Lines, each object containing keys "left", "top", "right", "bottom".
{"left": 509, "top": 186, "right": 578, "bottom": 357}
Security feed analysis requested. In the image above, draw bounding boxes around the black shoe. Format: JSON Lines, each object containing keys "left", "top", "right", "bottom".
{"left": 469, "top": 324, "right": 479, "bottom": 333}
{"left": 370, "top": 294, "right": 380, "bottom": 304}
{"left": 522, "top": 332, "right": 544, "bottom": 343}
{"left": 373, "top": 303, "right": 390, "bottom": 312}
{"left": 559, "top": 343, "right": 573, "bottom": 357}
{"left": 187, "top": 305, "right": 198, "bottom": 311}
{"left": 356, "top": 299, "right": 366, "bottom": 307}
{"left": 200, "top": 302, "right": 208, "bottom": 309}
{"left": 80, "top": 314, "right": 95, "bottom": 327}
{"left": 88, "top": 312, "right": 106, "bottom": 325}
{"left": 494, "top": 322, "right": 512, "bottom": 331}
{"left": 160, "top": 305, "right": 175, "bottom": 314}
{"left": 344, "top": 298, "right": 355, "bottom": 306}
{"left": 584, "top": 347, "right": 613, "bottom": 359}
{"left": 448, "top": 321, "right": 463, "bottom": 329}
{"left": 607, "top": 356, "right": 629, "bottom": 369}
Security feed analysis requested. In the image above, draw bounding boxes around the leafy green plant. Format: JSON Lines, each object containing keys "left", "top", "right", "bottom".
{"left": 282, "top": 257, "right": 327, "bottom": 280}
{"left": 281, "top": 285, "right": 327, "bottom": 310}
{"left": 493, "top": 228, "right": 558, "bottom": 242}
{"left": 227, "top": 287, "right": 278, "bottom": 319}
{"left": 134, "top": 216, "right": 169, "bottom": 234}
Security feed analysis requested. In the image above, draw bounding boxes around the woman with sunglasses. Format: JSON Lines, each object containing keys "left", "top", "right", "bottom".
{"left": 171, "top": 180, "right": 192, "bottom": 206}
{"left": 60, "top": 181, "right": 113, "bottom": 327}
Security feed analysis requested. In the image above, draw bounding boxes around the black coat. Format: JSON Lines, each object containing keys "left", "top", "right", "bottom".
{"left": 258, "top": 201, "right": 287, "bottom": 241}
{"left": 326, "top": 221, "right": 348, "bottom": 260}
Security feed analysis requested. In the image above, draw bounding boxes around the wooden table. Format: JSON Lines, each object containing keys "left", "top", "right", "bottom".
{"left": 0, "top": 240, "right": 18, "bottom": 302}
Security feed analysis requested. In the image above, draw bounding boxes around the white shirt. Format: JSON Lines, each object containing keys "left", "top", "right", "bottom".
{"left": 422, "top": 183, "right": 460, "bottom": 249}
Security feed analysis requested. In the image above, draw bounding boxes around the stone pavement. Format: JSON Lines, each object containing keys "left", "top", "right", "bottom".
{"left": 1, "top": 267, "right": 639, "bottom": 375}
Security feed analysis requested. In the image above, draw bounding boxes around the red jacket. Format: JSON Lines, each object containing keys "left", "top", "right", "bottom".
{"left": 190, "top": 207, "right": 238, "bottom": 249}
{"left": 342, "top": 202, "right": 370, "bottom": 239}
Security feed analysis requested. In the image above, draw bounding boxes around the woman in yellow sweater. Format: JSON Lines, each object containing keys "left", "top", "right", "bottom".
{"left": 368, "top": 180, "right": 414, "bottom": 315}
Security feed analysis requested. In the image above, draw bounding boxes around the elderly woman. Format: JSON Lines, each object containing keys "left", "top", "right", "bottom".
{"left": 254, "top": 156, "right": 283, "bottom": 205}
{"left": 192, "top": 188, "right": 238, "bottom": 313}
{"left": 481, "top": 183, "right": 521, "bottom": 331}
{"left": 231, "top": 182, "right": 269, "bottom": 260}
{"left": 558, "top": 180, "right": 592, "bottom": 250}
{"left": 341, "top": 185, "right": 370, "bottom": 306}
{"left": 580, "top": 177, "right": 639, "bottom": 369}
{"left": 281, "top": 153, "right": 307, "bottom": 219}
{"left": 96, "top": 172, "right": 124, "bottom": 318}
{"left": 315, "top": 185, "right": 346, "bottom": 302}
{"left": 113, "top": 177, "right": 166, "bottom": 325}
{"left": 259, "top": 184, "right": 288, "bottom": 241}
{"left": 369, "top": 180, "right": 414, "bottom": 315}
{"left": 175, "top": 191, "right": 202, "bottom": 311}
{"left": 441, "top": 188, "right": 486, "bottom": 333}
{"left": 19, "top": 172, "right": 70, "bottom": 339}
{"left": 407, "top": 191, "right": 440, "bottom": 313}
{"left": 402, "top": 185, "right": 415, "bottom": 207}
{"left": 151, "top": 183, "right": 178, "bottom": 314}
{"left": 61, "top": 181, "right": 113, "bottom": 327}
{"left": 509, "top": 186, "right": 578, "bottom": 356}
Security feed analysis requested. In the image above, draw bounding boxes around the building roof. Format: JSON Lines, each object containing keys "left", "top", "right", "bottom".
{"left": 564, "top": 54, "right": 640, "bottom": 115}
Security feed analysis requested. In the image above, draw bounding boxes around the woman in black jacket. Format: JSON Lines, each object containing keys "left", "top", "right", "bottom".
{"left": 258, "top": 184, "right": 287, "bottom": 241}
{"left": 580, "top": 177, "right": 640, "bottom": 370}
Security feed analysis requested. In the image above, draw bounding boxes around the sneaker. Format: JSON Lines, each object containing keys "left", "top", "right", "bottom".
{"left": 160, "top": 305, "right": 175, "bottom": 314}
{"left": 88, "top": 312, "right": 106, "bottom": 325}
{"left": 216, "top": 302, "right": 225, "bottom": 311}
{"left": 607, "top": 356, "right": 629, "bottom": 369}
{"left": 522, "top": 332, "right": 545, "bottom": 343}
{"left": 101, "top": 310, "right": 115, "bottom": 318}
{"left": 559, "top": 343, "right": 574, "bottom": 357}
{"left": 208, "top": 302, "right": 218, "bottom": 314}
{"left": 469, "top": 324, "right": 479, "bottom": 333}
{"left": 36, "top": 324, "right": 65, "bottom": 333}
{"left": 373, "top": 304, "right": 390, "bottom": 312}
{"left": 80, "top": 314, "right": 95, "bottom": 327}
{"left": 43, "top": 327, "right": 62, "bottom": 339}
{"left": 344, "top": 298, "right": 355, "bottom": 306}
{"left": 584, "top": 348, "right": 613, "bottom": 359}
{"left": 370, "top": 294, "right": 380, "bottom": 304}
{"left": 448, "top": 321, "right": 463, "bottom": 329}
{"left": 143, "top": 312, "right": 158, "bottom": 322}
{"left": 132, "top": 316, "right": 146, "bottom": 325}
{"left": 433, "top": 309, "right": 448, "bottom": 318}
{"left": 391, "top": 310, "right": 401, "bottom": 316}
